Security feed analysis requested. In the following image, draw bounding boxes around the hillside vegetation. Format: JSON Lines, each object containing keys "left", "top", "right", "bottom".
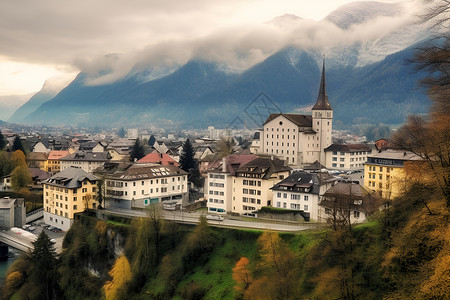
{"left": 2, "top": 184, "right": 449, "bottom": 300}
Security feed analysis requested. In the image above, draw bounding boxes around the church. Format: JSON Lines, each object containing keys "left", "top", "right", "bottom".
{"left": 257, "top": 61, "right": 333, "bottom": 167}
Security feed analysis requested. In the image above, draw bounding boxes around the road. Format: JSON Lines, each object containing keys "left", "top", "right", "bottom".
{"left": 104, "top": 208, "right": 316, "bottom": 232}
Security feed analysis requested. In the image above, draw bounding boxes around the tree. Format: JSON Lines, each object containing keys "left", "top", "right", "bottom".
{"left": 117, "top": 127, "right": 126, "bottom": 138}
{"left": 130, "top": 138, "right": 145, "bottom": 161}
{"left": 216, "top": 136, "right": 236, "bottom": 158}
{"left": 11, "top": 149, "right": 26, "bottom": 168}
{"left": 179, "top": 138, "right": 196, "bottom": 172}
{"left": 29, "top": 231, "right": 59, "bottom": 300}
{"left": 97, "top": 178, "right": 104, "bottom": 208}
{"left": 83, "top": 193, "right": 93, "bottom": 211}
{"left": 103, "top": 254, "right": 132, "bottom": 300}
{"left": 232, "top": 257, "right": 253, "bottom": 294}
{"left": 12, "top": 135, "right": 25, "bottom": 153}
{"left": 0, "top": 130, "right": 6, "bottom": 150}
{"left": 11, "top": 164, "right": 32, "bottom": 192}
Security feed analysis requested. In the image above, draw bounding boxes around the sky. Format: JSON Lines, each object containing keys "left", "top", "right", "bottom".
{"left": 0, "top": 0, "right": 419, "bottom": 98}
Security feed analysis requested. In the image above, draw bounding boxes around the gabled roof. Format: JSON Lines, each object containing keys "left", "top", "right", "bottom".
{"left": 60, "top": 151, "right": 111, "bottom": 162}
{"left": 303, "top": 160, "right": 326, "bottom": 171}
{"left": 107, "top": 163, "right": 187, "bottom": 181}
{"left": 136, "top": 153, "right": 179, "bottom": 167}
{"left": 312, "top": 60, "right": 333, "bottom": 111}
{"left": 235, "top": 156, "right": 292, "bottom": 179}
{"left": 207, "top": 153, "right": 258, "bottom": 176}
{"left": 324, "top": 144, "right": 372, "bottom": 153}
{"left": 271, "top": 171, "right": 336, "bottom": 194}
{"left": 263, "top": 113, "right": 312, "bottom": 127}
{"left": 45, "top": 167, "right": 99, "bottom": 189}
{"left": 48, "top": 150, "right": 70, "bottom": 160}
{"left": 27, "top": 152, "right": 48, "bottom": 161}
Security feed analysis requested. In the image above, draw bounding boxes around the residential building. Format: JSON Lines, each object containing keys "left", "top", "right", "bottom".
{"left": 43, "top": 168, "right": 99, "bottom": 231}
{"left": 271, "top": 171, "right": 337, "bottom": 221}
{"left": 364, "top": 150, "right": 421, "bottom": 199}
{"left": 206, "top": 153, "right": 257, "bottom": 214}
{"left": 27, "top": 152, "right": 49, "bottom": 171}
{"left": 0, "top": 176, "right": 11, "bottom": 191}
{"left": 319, "top": 182, "right": 379, "bottom": 224}
{"left": 324, "top": 144, "right": 373, "bottom": 170}
{"left": 79, "top": 141, "right": 106, "bottom": 152}
{"left": 232, "top": 156, "right": 292, "bottom": 214}
{"left": 60, "top": 151, "right": 111, "bottom": 173}
{"left": 258, "top": 61, "right": 333, "bottom": 167}
{"left": 47, "top": 150, "right": 71, "bottom": 173}
{"left": 105, "top": 163, "right": 188, "bottom": 209}
{"left": 0, "top": 197, "right": 25, "bottom": 229}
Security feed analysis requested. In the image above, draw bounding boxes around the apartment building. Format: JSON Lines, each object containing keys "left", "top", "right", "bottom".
{"left": 324, "top": 144, "right": 373, "bottom": 170}
{"left": 232, "top": 157, "right": 292, "bottom": 214}
{"left": 271, "top": 171, "right": 337, "bottom": 221}
{"left": 43, "top": 167, "right": 99, "bottom": 231}
{"left": 105, "top": 163, "right": 188, "bottom": 209}
{"left": 364, "top": 150, "right": 421, "bottom": 199}
{"left": 206, "top": 154, "right": 257, "bottom": 214}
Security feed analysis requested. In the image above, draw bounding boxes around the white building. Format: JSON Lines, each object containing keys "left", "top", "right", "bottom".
{"left": 324, "top": 144, "right": 374, "bottom": 170}
{"left": 60, "top": 151, "right": 111, "bottom": 173}
{"left": 206, "top": 154, "right": 257, "bottom": 214}
{"left": 105, "top": 163, "right": 188, "bottom": 209}
{"left": 258, "top": 61, "right": 333, "bottom": 167}
{"left": 271, "top": 171, "right": 337, "bottom": 221}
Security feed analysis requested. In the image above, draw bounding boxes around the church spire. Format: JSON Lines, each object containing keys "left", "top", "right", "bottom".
{"left": 312, "top": 59, "right": 333, "bottom": 111}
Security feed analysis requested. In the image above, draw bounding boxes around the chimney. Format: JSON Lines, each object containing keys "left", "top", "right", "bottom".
{"left": 222, "top": 157, "right": 226, "bottom": 172}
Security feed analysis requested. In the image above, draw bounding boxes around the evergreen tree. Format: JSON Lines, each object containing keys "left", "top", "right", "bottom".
{"left": 117, "top": 127, "right": 126, "bottom": 138}
{"left": 148, "top": 135, "right": 156, "bottom": 147}
{"left": 179, "top": 138, "right": 196, "bottom": 172}
{"left": 12, "top": 135, "right": 25, "bottom": 153}
{"left": 29, "top": 231, "right": 59, "bottom": 300}
{"left": 130, "top": 138, "right": 145, "bottom": 161}
{"left": 0, "top": 130, "right": 6, "bottom": 150}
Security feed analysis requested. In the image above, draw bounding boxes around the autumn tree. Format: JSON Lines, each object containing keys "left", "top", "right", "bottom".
{"left": 103, "top": 254, "right": 132, "bottom": 300}
{"left": 245, "top": 232, "right": 299, "bottom": 299}
{"left": 216, "top": 136, "right": 236, "bottom": 158}
{"left": 232, "top": 257, "right": 253, "bottom": 295}
{"left": 11, "top": 164, "right": 32, "bottom": 192}
{"left": 83, "top": 193, "right": 93, "bottom": 211}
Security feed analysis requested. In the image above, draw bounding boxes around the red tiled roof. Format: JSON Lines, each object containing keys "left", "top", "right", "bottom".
{"left": 136, "top": 153, "right": 179, "bottom": 167}
{"left": 48, "top": 150, "right": 70, "bottom": 160}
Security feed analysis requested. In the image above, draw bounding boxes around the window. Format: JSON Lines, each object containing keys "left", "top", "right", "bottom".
{"left": 332, "top": 163, "right": 337, "bottom": 167}
{"left": 74, "top": 197, "right": 77, "bottom": 201}
{"left": 340, "top": 158, "right": 345, "bottom": 162}
{"left": 304, "top": 195, "right": 308, "bottom": 201}
{"left": 73, "top": 205, "right": 77, "bottom": 210}
{"left": 283, "top": 193, "right": 287, "bottom": 198}
{"left": 379, "top": 167, "right": 383, "bottom": 172}
{"left": 340, "top": 164, "right": 344, "bottom": 167}
{"left": 354, "top": 211, "right": 360, "bottom": 218}
{"left": 332, "top": 157, "right": 337, "bottom": 161}
{"left": 379, "top": 174, "right": 383, "bottom": 180}
{"left": 133, "top": 182, "right": 136, "bottom": 186}
{"left": 142, "top": 181, "right": 144, "bottom": 185}
{"left": 277, "top": 192, "right": 281, "bottom": 198}
{"left": 304, "top": 205, "right": 308, "bottom": 211}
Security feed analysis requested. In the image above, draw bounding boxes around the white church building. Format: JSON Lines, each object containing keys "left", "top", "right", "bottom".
{"left": 257, "top": 61, "right": 333, "bottom": 167}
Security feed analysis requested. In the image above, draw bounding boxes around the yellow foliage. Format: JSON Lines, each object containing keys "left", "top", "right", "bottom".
{"left": 2, "top": 270, "right": 24, "bottom": 298}
{"left": 232, "top": 257, "right": 252, "bottom": 293}
{"left": 103, "top": 255, "right": 132, "bottom": 300}
{"left": 311, "top": 267, "right": 341, "bottom": 299}
{"left": 95, "top": 220, "right": 108, "bottom": 236}
{"left": 11, "top": 150, "right": 26, "bottom": 167}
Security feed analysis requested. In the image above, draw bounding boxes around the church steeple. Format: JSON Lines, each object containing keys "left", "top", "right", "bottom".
{"left": 312, "top": 60, "right": 333, "bottom": 111}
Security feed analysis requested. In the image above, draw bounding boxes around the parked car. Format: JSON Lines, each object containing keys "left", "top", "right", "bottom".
{"left": 47, "top": 226, "right": 55, "bottom": 231}
{"left": 27, "top": 226, "right": 36, "bottom": 232}
{"left": 22, "top": 224, "right": 31, "bottom": 230}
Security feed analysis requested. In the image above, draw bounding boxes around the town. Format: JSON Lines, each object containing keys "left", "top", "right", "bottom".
{"left": 0, "top": 64, "right": 419, "bottom": 236}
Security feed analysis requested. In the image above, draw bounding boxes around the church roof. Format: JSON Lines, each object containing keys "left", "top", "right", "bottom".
{"left": 263, "top": 113, "right": 312, "bottom": 127}
{"left": 312, "top": 60, "right": 333, "bottom": 111}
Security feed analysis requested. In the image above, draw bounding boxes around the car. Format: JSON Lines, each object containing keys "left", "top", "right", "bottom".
{"left": 47, "top": 226, "right": 55, "bottom": 231}
{"left": 52, "top": 227, "right": 63, "bottom": 233}
{"left": 205, "top": 214, "right": 224, "bottom": 221}
{"left": 50, "top": 238, "right": 56, "bottom": 244}
{"left": 23, "top": 224, "right": 31, "bottom": 230}
{"left": 27, "top": 226, "right": 36, "bottom": 232}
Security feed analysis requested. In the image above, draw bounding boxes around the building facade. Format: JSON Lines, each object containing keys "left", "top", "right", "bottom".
{"left": 364, "top": 150, "right": 421, "bottom": 199}
{"left": 324, "top": 144, "right": 373, "bottom": 170}
{"left": 60, "top": 151, "right": 111, "bottom": 173}
{"left": 206, "top": 154, "right": 257, "bottom": 214}
{"left": 271, "top": 171, "right": 337, "bottom": 221}
{"left": 43, "top": 168, "right": 99, "bottom": 231}
{"left": 105, "top": 163, "right": 188, "bottom": 209}
{"left": 232, "top": 157, "right": 292, "bottom": 214}
{"left": 258, "top": 61, "right": 333, "bottom": 167}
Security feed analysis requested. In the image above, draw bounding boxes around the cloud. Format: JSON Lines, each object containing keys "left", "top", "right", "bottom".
{"left": 0, "top": 0, "right": 425, "bottom": 88}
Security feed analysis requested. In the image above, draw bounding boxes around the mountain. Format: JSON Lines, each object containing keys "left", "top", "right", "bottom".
{"left": 0, "top": 93, "right": 33, "bottom": 121}
{"left": 17, "top": 1, "right": 431, "bottom": 129}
